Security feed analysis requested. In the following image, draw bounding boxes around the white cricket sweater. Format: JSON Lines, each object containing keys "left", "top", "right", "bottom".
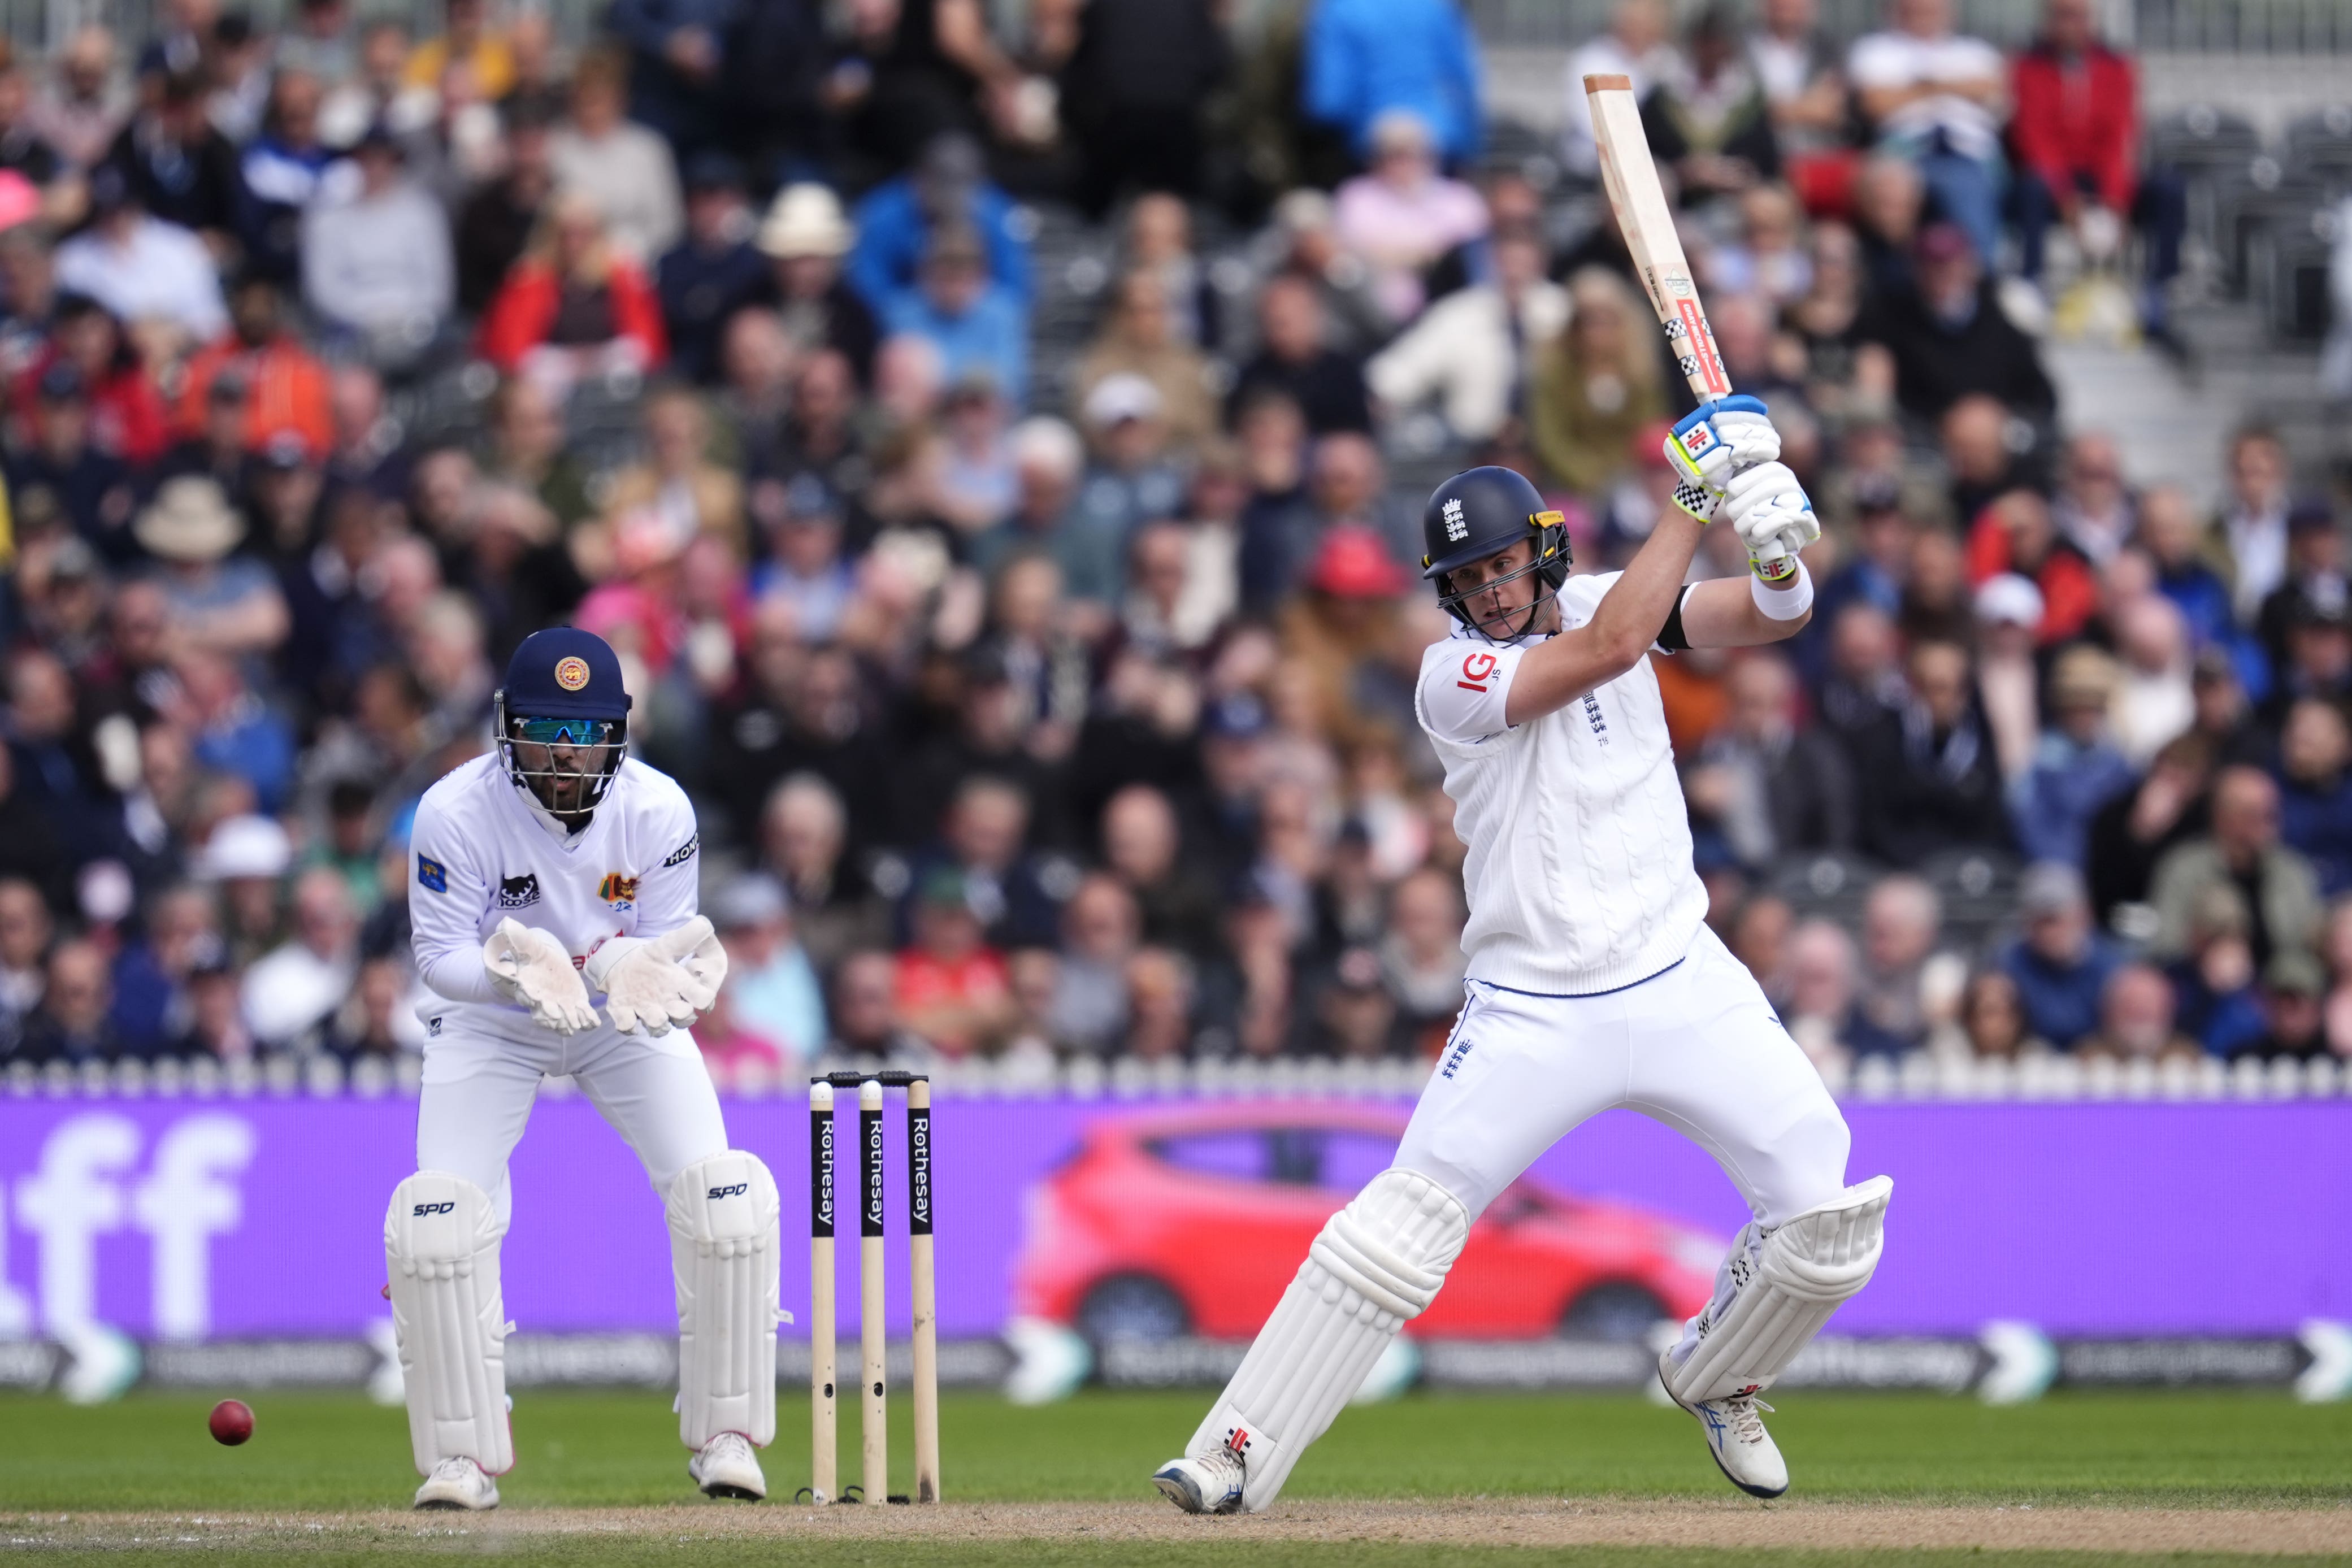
{"left": 408, "top": 752, "right": 704, "bottom": 1044}
{"left": 1413, "top": 571, "right": 1707, "bottom": 994}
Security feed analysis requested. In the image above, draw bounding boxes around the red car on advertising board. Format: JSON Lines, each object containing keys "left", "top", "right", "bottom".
{"left": 1012, "top": 1103, "right": 1722, "bottom": 1343}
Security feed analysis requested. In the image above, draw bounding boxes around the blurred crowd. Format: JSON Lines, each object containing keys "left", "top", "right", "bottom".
{"left": 0, "top": 0, "right": 2343, "bottom": 1089}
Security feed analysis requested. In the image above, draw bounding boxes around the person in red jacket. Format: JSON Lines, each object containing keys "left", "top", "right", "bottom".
{"left": 2008, "top": 0, "right": 2186, "bottom": 342}
{"left": 477, "top": 189, "right": 667, "bottom": 385}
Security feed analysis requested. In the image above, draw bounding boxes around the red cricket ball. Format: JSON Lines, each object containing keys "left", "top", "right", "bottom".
{"left": 208, "top": 1399, "right": 254, "bottom": 1446}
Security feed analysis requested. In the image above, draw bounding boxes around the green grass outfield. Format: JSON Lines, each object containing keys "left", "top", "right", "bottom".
{"left": 2, "top": 1388, "right": 2349, "bottom": 1565}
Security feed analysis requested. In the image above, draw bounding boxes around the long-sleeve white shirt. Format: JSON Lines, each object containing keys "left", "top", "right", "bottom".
{"left": 54, "top": 217, "right": 229, "bottom": 340}
{"left": 408, "top": 752, "right": 702, "bottom": 1043}
{"left": 301, "top": 176, "right": 453, "bottom": 336}
{"left": 1367, "top": 279, "right": 1569, "bottom": 442}
{"left": 548, "top": 123, "right": 682, "bottom": 265}
{"left": 1414, "top": 572, "right": 1707, "bottom": 994}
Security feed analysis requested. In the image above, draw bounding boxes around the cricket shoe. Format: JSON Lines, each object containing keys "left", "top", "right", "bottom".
{"left": 1152, "top": 1440, "right": 1246, "bottom": 1514}
{"left": 413, "top": 1456, "right": 500, "bottom": 1510}
{"left": 688, "top": 1431, "right": 767, "bottom": 1500}
{"left": 1660, "top": 1351, "right": 1787, "bottom": 1498}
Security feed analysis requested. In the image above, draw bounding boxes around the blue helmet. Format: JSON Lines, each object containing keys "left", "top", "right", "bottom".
{"left": 494, "top": 627, "right": 633, "bottom": 815}
{"left": 1420, "top": 466, "right": 1570, "bottom": 639}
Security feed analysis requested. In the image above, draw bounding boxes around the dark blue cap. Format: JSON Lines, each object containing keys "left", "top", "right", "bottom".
{"left": 37, "top": 360, "right": 85, "bottom": 402}
{"left": 501, "top": 627, "right": 633, "bottom": 719}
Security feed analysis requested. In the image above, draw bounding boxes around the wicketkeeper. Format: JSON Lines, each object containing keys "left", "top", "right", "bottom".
{"left": 390, "top": 627, "right": 781, "bottom": 1509}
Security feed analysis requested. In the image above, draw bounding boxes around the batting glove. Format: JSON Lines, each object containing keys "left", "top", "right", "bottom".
{"left": 483, "top": 918, "right": 599, "bottom": 1034}
{"left": 1719, "top": 461, "right": 1820, "bottom": 583}
{"left": 1665, "top": 394, "right": 1782, "bottom": 522}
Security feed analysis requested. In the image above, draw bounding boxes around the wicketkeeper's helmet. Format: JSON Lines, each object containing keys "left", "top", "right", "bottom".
{"left": 494, "top": 626, "right": 632, "bottom": 815}
{"left": 1419, "top": 466, "right": 1571, "bottom": 637}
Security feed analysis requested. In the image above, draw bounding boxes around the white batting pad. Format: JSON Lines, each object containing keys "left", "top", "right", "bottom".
{"left": 1186, "top": 1168, "right": 1469, "bottom": 1511}
{"left": 668, "top": 1151, "right": 783, "bottom": 1448}
{"left": 1664, "top": 1175, "right": 1893, "bottom": 1405}
{"left": 384, "top": 1171, "right": 513, "bottom": 1476}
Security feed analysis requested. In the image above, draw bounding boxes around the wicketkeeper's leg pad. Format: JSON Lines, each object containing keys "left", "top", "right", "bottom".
{"left": 1186, "top": 1167, "right": 1469, "bottom": 1512}
{"left": 1663, "top": 1175, "right": 1891, "bottom": 1405}
{"left": 385, "top": 1171, "right": 513, "bottom": 1476}
{"left": 668, "top": 1150, "right": 783, "bottom": 1449}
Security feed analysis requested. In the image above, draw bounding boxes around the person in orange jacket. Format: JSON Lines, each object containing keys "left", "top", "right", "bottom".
{"left": 176, "top": 273, "right": 332, "bottom": 457}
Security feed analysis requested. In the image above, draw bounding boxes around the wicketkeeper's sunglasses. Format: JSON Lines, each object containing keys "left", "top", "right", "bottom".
{"left": 511, "top": 716, "right": 618, "bottom": 746}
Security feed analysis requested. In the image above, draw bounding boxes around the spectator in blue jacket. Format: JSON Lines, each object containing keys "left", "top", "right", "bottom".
{"left": 1999, "top": 860, "right": 2121, "bottom": 1050}
{"left": 2140, "top": 485, "right": 2267, "bottom": 702}
{"left": 2277, "top": 696, "right": 2352, "bottom": 897}
{"left": 605, "top": 0, "right": 734, "bottom": 156}
{"left": 2012, "top": 644, "right": 2136, "bottom": 867}
{"left": 1301, "top": 0, "right": 1484, "bottom": 166}
{"left": 849, "top": 132, "right": 1031, "bottom": 318}
{"left": 879, "top": 225, "right": 1026, "bottom": 403}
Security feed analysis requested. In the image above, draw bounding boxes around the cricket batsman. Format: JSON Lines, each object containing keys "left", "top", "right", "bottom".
{"left": 390, "top": 627, "right": 781, "bottom": 1509}
{"left": 1155, "top": 400, "right": 1891, "bottom": 1511}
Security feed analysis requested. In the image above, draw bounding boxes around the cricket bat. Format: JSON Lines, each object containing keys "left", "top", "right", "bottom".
{"left": 1583, "top": 74, "right": 1731, "bottom": 407}
{"left": 1584, "top": 74, "right": 1793, "bottom": 571}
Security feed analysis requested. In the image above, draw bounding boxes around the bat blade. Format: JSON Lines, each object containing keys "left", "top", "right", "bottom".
{"left": 1582, "top": 74, "right": 1732, "bottom": 405}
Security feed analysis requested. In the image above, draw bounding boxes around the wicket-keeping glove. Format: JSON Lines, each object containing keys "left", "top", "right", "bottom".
{"left": 483, "top": 918, "right": 599, "bottom": 1034}
{"left": 587, "top": 916, "right": 729, "bottom": 1036}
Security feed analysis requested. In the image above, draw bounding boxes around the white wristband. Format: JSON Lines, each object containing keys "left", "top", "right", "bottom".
{"left": 1751, "top": 557, "right": 1813, "bottom": 621}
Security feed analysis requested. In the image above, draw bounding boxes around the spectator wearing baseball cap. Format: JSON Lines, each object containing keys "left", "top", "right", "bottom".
{"left": 1855, "top": 221, "right": 2056, "bottom": 425}
{"left": 2255, "top": 498, "right": 2349, "bottom": 679}
{"left": 750, "top": 471, "right": 855, "bottom": 642}
{"left": 1972, "top": 571, "right": 2044, "bottom": 780}
{"left": 1999, "top": 861, "right": 2123, "bottom": 1052}
{"left": 2012, "top": 644, "right": 2133, "bottom": 868}
{"left": 1065, "top": 374, "right": 1183, "bottom": 601}
{"left": 2261, "top": 591, "right": 2352, "bottom": 730}
{"left": 2236, "top": 948, "right": 2331, "bottom": 1061}
{"left": 848, "top": 133, "right": 1032, "bottom": 320}
{"left": 656, "top": 152, "right": 767, "bottom": 385}
{"left": 6, "top": 357, "right": 136, "bottom": 559}
{"left": 176, "top": 274, "right": 332, "bottom": 458}
{"left": 711, "top": 873, "right": 826, "bottom": 1070}
{"left": 454, "top": 98, "right": 559, "bottom": 315}
{"left": 893, "top": 866, "right": 1014, "bottom": 1058}
{"left": 300, "top": 120, "right": 454, "bottom": 365}
{"left": 879, "top": 224, "right": 1026, "bottom": 407}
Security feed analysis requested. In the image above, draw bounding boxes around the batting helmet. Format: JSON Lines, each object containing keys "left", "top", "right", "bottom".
{"left": 1420, "top": 466, "right": 1570, "bottom": 637}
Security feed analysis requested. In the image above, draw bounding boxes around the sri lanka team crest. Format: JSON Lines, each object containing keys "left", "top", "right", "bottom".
{"left": 555, "top": 655, "right": 591, "bottom": 690}
{"left": 598, "top": 873, "right": 639, "bottom": 909}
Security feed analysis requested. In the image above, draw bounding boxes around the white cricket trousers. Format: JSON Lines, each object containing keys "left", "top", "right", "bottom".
{"left": 416, "top": 1022, "right": 731, "bottom": 1228}
{"left": 1395, "top": 923, "right": 1851, "bottom": 1354}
